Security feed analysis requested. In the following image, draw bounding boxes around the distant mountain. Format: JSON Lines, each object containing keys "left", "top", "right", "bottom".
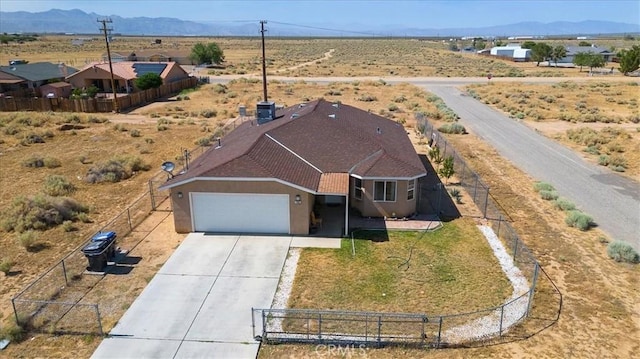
{"left": 0, "top": 9, "right": 638, "bottom": 37}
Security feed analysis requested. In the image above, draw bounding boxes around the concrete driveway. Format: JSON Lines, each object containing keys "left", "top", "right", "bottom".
{"left": 91, "top": 234, "right": 291, "bottom": 359}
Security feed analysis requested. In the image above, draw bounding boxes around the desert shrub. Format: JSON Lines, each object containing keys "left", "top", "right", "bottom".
{"left": 130, "top": 129, "right": 141, "bottom": 137}
{"left": 388, "top": 103, "right": 399, "bottom": 112}
{"left": 43, "top": 157, "right": 61, "bottom": 168}
{"left": 200, "top": 109, "right": 217, "bottom": 118}
{"left": 213, "top": 84, "right": 227, "bottom": 94}
{"left": 22, "top": 155, "right": 60, "bottom": 169}
{"left": 18, "top": 230, "right": 38, "bottom": 250}
{"left": 438, "top": 123, "right": 467, "bottom": 134}
{"left": 145, "top": 138, "right": 154, "bottom": 144}
{"left": 564, "top": 210, "right": 593, "bottom": 231}
{"left": 43, "top": 175, "right": 76, "bottom": 196}
{"left": 393, "top": 95, "right": 406, "bottom": 103}
{"left": 157, "top": 124, "right": 169, "bottom": 131}
{"left": 2, "top": 195, "right": 88, "bottom": 232}
{"left": 609, "top": 155, "right": 627, "bottom": 168}
{"left": 539, "top": 190, "right": 559, "bottom": 201}
{"left": 62, "top": 220, "right": 76, "bottom": 232}
{"left": 0, "top": 321, "right": 25, "bottom": 342}
{"left": 449, "top": 188, "right": 462, "bottom": 203}
{"left": 598, "top": 155, "right": 610, "bottom": 166}
{"left": 533, "top": 182, "right": 555, "bottom": 192}
{"left": 85, "top": 155, "right": 150, "bottom": 184}
{"left": 606, "top": 241, "right": 639, "bottom": 263}
{"left": 87, "top": 116, "right": 108, "bottom": 124}
{"left": 554, "top": 198, "right": 576, "bottom": 211}
{"left": 113, "top": 123, "right": 127, "bottom": 132}
{"left": 0, "top": 258, "right": 14, "bottom": 274}
{"left": 21, "top": 133, "right": 46, "bottom": 145}
{"left": 357, "top": 94, "right": 378, "bottom": 102}
{"left": 195, "top": 137, "right": 212, "bottom": 146}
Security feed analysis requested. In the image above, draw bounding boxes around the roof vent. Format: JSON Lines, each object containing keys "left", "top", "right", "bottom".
{"left": 299, "top": 103, "right": 307, "bottom": 108}
{"left": 332, "top": 103, "right": 339, "bottom": 108}
{"left": 215, "top": 138, "right": 222, "bottom": 149}
{"left": 376, "top": 127, "right": 382, "bottom": 134}
{"left": 328, "top": 114, "right": 336, "bottom": 119}
{"left": 291, "top": 113, "right": 299, "bottom": 119}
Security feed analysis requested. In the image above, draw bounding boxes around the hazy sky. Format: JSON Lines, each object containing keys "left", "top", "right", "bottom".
{"left": 1, "top": 0, "right": 638, "bottom": 29}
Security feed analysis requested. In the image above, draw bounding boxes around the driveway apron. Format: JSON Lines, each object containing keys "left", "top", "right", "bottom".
{"left": 91, "top": 234, "right": 292, "bottom": 359}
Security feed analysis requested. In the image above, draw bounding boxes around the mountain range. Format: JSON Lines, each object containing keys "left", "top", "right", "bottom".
{"left": 1, "top": 9, "right": 638, "bottom": 37}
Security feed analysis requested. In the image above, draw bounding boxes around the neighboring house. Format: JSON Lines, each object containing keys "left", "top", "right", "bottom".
{"left": 160, "top": 99, "right": 427, "bottom": 236}
{"left": 101, "top": 52, "right": 128, "bottom": 63}
{"left": 39, "top": 81, "right": 73, "bottom": 98}
{"left": 0, "top": 70, "right": 26, "bottom": 94}
{"left": 128, "top": 49, "right": 193, "bottom": 65}
{"left": 0, "top": 62, "right": 78, "bottom": 92}
{"left": 489, "top": 44, "right": 531, "bottom": 61}
{"left": 562, "top": 46, "right": 614, "bottom": 63}
{"left": 66, "top": 61, "right": 190, "bottom": 93}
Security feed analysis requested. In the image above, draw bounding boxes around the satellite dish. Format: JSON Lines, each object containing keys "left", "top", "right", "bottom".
{"left": 161, "top": 161, "right": 175, "bottom": 178}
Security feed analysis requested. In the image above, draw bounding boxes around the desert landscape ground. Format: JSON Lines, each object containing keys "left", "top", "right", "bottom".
{"left": 0, "top": 35, "right": 639, "bottom": 358}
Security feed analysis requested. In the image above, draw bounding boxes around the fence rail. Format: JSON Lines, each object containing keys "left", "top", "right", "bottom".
{"left": 253, "top": 114, "right": 548, "bottom": 348}
{"left": 0, "top": 77, "right": 197, "bottom": 113}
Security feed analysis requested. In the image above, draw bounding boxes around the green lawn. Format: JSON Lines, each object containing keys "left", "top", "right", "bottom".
{"left": 288, "top": 218, "right": 512, "bottom": 315}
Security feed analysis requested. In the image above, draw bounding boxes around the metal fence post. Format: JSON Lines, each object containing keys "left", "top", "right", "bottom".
{"left": 251, "top": 308, "right": 255, "bottom": 339}
{"left": 513, "top": 236, "right": 519, "bottom": 261}
{"left": 526, "top": 263, "right": 540, "bottom": 317}
{"left": 262, "top": 310, "right": 267, "bottom": 340}
{"left": 499, "top": 305, "right": 504, "bottom": 336}
{"left": 377, "top": 315, "right": 382, "bottom": 347}
{"left": 12, "top": 298, "right": 20, "bottom": 325}
{"left": 483, "top": 189, "right": 489, "bottom": 218}
{"left": 127, "top": 208, "right": 132, "bottom": 230}
{"left": 437, "top": 317, "right": 443, "bottom": 348}
{"left": 148, "top": 180, "right": 156, "bottom": 210}
{"left": 497, "top": 215, "right": 502, "bottom": 236}
{"left": 60, "top": 260, "right": 68, "bottom": 285}
{"left": 95, "top": 304, "right": 104, "bottom": 336}
{"left": 473, "top": 176, "right": 478, "bottom": 201}
{"left": 318, "top": 313, "right": 322, "bottom": 340}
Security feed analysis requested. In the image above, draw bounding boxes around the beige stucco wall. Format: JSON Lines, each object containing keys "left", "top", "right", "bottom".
{"left": 163, "top": 65, "right": 189, "bottom": 84}
{"left": 170, "top": 180, "right": 312, "bottom": 234}
{"left": 350, "top": 178, "right": 417, "bottom": 218}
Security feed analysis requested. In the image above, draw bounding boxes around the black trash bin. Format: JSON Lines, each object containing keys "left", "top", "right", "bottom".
{"left": 91, "top": 231, "right": 117, "bottom": 260}
{"left": 82, "top": 240, "right": 112, "bottom": 272}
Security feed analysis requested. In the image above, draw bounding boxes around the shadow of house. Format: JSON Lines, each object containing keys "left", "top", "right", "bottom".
{"left": 417, "top": 154, "right": 461, "bottom": 221}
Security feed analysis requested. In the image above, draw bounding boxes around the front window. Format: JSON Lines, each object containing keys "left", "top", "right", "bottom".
{"left": 374, "top": 181, "right": 396, "bottom": 202}
{"left": 354, "top": 178, "right": 363, "bottom": 200}
{"left": 407, "top": 179, "right": 415, "bottom": 200}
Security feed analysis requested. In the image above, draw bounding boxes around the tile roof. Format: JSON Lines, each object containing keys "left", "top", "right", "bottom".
{"left": 0, "top": 62, "right": 78, "bottom": 82}
{"left": 68, "top": 61, "right": 181, "bottom": 80}
{"left": 162, "top": 99, "right": 426, "bottom": 193}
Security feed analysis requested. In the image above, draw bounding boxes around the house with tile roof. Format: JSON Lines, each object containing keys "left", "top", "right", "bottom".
{"left": 65, "top": 61, "right": 189, "bottom": 93}
{"left": 160, "top": 99, "right": 427, "bottom": 236}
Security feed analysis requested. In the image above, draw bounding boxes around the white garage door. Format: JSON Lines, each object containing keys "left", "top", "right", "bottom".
{"left": 191, "top": 193, "right": 290, "bottom": 234}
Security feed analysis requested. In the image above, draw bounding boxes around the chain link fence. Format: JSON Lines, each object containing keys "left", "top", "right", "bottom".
{"left": 253, "top": 114, "right": 554, "bottom": 348}
{"left": 11, "top": 113, "right": 257, "bottom": 335}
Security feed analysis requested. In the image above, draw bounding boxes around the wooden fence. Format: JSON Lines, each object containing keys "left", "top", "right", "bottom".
{"left": 0, "top": 77, "right": 197, "bottom": 113}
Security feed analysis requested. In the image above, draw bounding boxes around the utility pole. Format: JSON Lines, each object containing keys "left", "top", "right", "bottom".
{"left": 260, "top": 20, "right": 268, "bottom": 102}
{"left": 98, "top": 18, "right": 119, "bottom": 113}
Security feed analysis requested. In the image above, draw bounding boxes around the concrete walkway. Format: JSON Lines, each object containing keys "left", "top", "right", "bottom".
{"left": 92, "top": 234, "right": 292, "bottom": 359}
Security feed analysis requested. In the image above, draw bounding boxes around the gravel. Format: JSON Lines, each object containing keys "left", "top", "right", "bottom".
{"left": 442, "top": 225, "right": 530, "bottom": 343}
{"left": 269, "top": 248, "right": 301, "bottom": 333}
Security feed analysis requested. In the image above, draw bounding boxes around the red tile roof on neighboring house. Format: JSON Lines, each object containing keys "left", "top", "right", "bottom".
{"left": 161, "top": 99, "right": 426, "bottom": 193}
{"left": 67, "top": 61, "right": 182, "bottom": 80}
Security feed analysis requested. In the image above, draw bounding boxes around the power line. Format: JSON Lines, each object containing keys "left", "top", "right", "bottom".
{"left": 267, "top": 20, "right": 383, "bottom": 37}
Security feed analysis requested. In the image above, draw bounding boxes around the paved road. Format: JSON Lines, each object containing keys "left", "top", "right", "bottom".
{"left": 423, "top": 84, "right": 639, "bottom": 251}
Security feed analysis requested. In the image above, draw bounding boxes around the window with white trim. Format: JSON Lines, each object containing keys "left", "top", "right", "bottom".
{"left": 354, "top": 178, "right": 363, "bottom": 200}
{"left": 407, "top": 179, "right": 415, "bottom": 200}
{"left": 374, "top": 181, "right": 396, "bottom": 202}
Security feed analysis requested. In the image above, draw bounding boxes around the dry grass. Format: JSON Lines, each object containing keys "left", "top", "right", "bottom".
{"left": 288, "top": 220, "right": 512, "bottom": 315}
{"left": 464, "top": 81, "right": 640, "bottom": 179}
{"left": 6, "top": 35, "right": 637, "bottom": 78}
